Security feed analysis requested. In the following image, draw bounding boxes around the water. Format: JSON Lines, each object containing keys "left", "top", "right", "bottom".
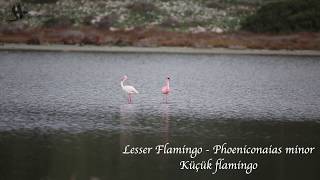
{"left": 0, "top": 51, "right": 319, "bottom": 180}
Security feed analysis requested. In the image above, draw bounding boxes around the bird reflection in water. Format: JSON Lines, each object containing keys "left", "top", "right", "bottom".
{"left": 119, "top": 104, "right": 137, "bottom": 148}
{"left": 160, "top": 104, "right": 170, "bottom": 143}
{"left": 118, "top": 103, "right": 171, "bottom": 147}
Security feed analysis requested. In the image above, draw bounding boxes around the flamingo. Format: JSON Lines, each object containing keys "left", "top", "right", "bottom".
{"left": 121, "top": 75, "right": 139, "bottom": 104}
{"left": 161, "top": 77, "right": 170, "bottom": 103}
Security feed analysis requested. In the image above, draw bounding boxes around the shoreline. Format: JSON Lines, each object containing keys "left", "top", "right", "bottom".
{"left": 1, "top": 44, "right": 320, "bottom": 56}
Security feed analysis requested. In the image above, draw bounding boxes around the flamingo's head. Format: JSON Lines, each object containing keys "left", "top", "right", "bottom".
{"left": 121, "top": 75, "right": 128, "bottom": 81}
{"left": 166, "top": 76, "right": 170, "bottom": 80}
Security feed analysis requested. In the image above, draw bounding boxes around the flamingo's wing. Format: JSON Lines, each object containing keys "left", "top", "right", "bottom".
{"left": 124, "top": 85, "right": 139, "bottom": 94}
{"left": 162, "top": 86, "right": 170, "bottom": 94}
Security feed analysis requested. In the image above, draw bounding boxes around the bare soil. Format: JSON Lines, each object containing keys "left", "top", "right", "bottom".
{"left": 1, "top": 27, "right": 320, "bottom": 50}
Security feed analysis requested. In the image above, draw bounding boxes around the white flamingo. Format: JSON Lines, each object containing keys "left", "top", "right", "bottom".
{"left": 121, "top": 75, "right": 139, "bottom": 103}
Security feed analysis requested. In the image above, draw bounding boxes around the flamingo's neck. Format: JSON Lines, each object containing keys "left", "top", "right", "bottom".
{"left": 166, "top": 80, "right": 170, "bottom": 89}
{"left": 121, "top": 80, "right": 125, "bottom": 89}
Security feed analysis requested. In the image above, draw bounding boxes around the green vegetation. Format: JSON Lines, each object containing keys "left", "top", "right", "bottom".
{"left": 0, "top": 0, "right": 262, "bottom": 32}
{"left": 43, "top": 16, "right": 75, "bottom": 28}
{"left": 3, "top": 0, "right": 319, "bottom": 33}
{"left": 241, "top": 0, "right": 320, "bottom": 33}
{"left": 124, "top": 2, "right": 162, "bottom": 26}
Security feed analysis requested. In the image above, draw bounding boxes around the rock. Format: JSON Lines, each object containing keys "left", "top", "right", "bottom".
{"left": 211, "top": 27, "right": 224, "bottom": 33}
{"left": 109, "top": 27, "right": 119, "bottom": 31}
{"left": 189, "top": 26, "right": 206, "bottom": 33}
{"left": 124, "top": 27, "right": 134, "bottom": 31}
{"left": 91, "top": 16, "right": 103, "bottom": 24}
{"left": 27, "top": 10, "right": 44, "bottom": 16}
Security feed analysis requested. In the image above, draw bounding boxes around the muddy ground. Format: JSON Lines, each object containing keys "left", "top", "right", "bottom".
{"left": 1, "top": 26, "right": 320, "bottom": 50}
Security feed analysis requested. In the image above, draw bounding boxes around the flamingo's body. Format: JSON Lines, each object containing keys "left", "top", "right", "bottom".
{"left": 161, "top": 77, "right": 170, "bottom": 103}
{"left": 121, "top": 75, "right": 138, "bottom": 103}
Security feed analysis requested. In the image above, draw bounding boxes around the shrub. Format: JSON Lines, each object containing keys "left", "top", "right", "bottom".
{"left": 82, "top": 16, "right": 95, "bottom": 26}
{"left": 125, "top": 1, "right": 160, "bottom": 24}
{"left": 42, "top": 17, "right": 75, "bottom": 28}
{"left": 241, "top": 0, "right": 320, "bottom": 33}
{"left": 22, "top": 0, "right": 58, "bottom": 4}
{"left": 95, "top": 14, "right": 117, "bottom": 29}
{"left": 126, "top": 1, "right": 159, "bottom": 14}
{"left": 205, "top": 1, "right": 227, "bottom": 9}
{"left": 160, "top": 17, "right": 180, "bottom": 28}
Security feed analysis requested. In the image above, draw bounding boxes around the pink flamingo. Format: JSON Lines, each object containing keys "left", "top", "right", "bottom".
{"left": 161, "top": 77, "right": 170, "bottom": 103}
{"left": 121, "top": 75, "right": 139, "bottom": 104}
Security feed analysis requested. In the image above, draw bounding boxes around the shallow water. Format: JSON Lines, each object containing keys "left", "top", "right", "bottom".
{"left": 0, "top": 51, "right": 319, "bottom": 180}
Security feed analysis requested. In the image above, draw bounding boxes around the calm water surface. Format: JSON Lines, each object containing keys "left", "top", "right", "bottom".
{"left": 0, "top": 51, "right": 319, "bottom": 180}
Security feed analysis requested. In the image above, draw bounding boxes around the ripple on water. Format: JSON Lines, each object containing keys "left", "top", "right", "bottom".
{"left": 0, "top": 52, "right": 320, "bottom": 134}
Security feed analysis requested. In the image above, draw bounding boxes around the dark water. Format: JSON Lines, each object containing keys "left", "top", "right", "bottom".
{"left": 0, "top": 51, "right": 319, "bottom": 180}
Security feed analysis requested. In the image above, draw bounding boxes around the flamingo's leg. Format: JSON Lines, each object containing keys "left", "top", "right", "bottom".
{"left": 165, "top": 94, "right": 168, "bottom": 104}
{"left": 127, "top": 94, "right": 130, "bottom": 103}
{"left": 129, "top": 94, "right": 132, "bottom": 104}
